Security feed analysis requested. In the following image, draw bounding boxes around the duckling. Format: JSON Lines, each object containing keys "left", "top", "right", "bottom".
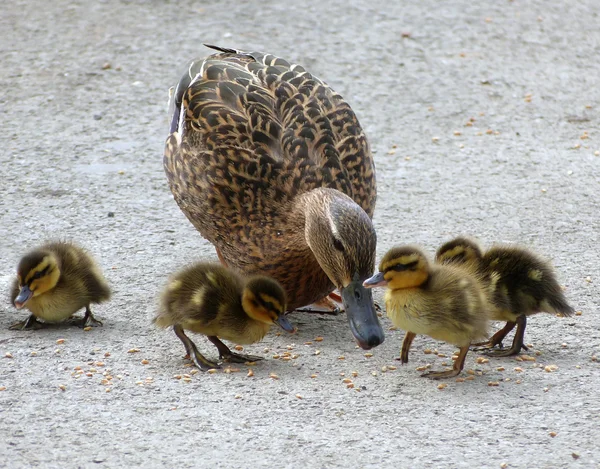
{"left": 435, "top": 236, "right": 484, "bottom": 271}
{"left": 10, "top": 241, "right": 111, "bottom": 330}
{"left": 363, "top": 246, "right": 489, "bottom": 379}
{"left": 436, "top": 238, "right": 575, "bottom": 356}
{"left": 477, "top": 245, "right": 575, "bottom": 357}
{"left": 154, "top": 263, "right": 295, "bottom": 370}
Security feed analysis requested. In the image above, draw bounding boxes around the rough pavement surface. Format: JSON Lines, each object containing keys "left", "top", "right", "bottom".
{"left": 1, "top": 1, "right": 598, "bottom": 468}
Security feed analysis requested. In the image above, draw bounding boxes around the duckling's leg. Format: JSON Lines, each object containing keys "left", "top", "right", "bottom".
{"left": 80, "top": 306, "right": 103, "bottom": 328}
{"left": 207, "top": 336, "right": 264, "bottom": 363}
{"left": 9, "top": 315, "right": 47, "bottom": 330}
{"left": 484, "top": 315, "right": 527, "bottom": 357}
{"left": 399, "top": 332, "right": 416, "bottom": 364}
{"left": 472, "top": 321, "right": 517, "bottom": 350}
{"left": 421, "top": 345, "right": 469, "bottom": 380}
{"left": 173, "top": 325, "right": 220, "bottom": 370}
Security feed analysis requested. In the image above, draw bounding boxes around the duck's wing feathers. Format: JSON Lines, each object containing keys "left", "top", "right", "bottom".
{"left": 164, "top": 45, "right": 375, "bottom": 225}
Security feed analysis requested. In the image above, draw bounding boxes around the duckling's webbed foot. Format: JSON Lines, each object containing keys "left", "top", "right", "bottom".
{"left": 80, "top": 307, "right": 103, "bottom": 328}
{"left": 484, "top": 316, "right": 527, "bottom": 358}
{"left": 9, "top": 315, "right": 46, "bottom": 331}
{"left": 421, "top": 345, "right": 469, "bottom": 380}
{"left": 174, "top": 325, "right": 221, "bottom": 370}
{"left": 471, "top": 321, "right": 517, "bottom": 351}
{"left": 208, "top": 336, "right": 263, "bottom": 363}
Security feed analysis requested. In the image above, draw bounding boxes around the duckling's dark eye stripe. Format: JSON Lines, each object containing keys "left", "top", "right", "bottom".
{"left": 30, "top": 266, "right": 51, "bottom": 282}
{"left": 385, "top": 261, "right": 418, "bottom": 273}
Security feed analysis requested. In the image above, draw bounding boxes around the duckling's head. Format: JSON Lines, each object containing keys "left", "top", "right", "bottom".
{"left": 363, "top": 246, "right": 430, "bottom": 290}
{"left": 302, "top": 189, "right": 383, "bottom": 349}
{"left": 241, "top": 276, "right": 295, "bottom": 332}
{"left": 435, "top": 237, "right": 483, "bottom": 266}
{"left": 13, "top": 250, "right": 61, "bottom": 308}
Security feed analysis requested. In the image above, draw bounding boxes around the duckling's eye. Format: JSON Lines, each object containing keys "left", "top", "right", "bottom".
{"left": 390, "top": 261, "right": 418, "bottom": 272}
{"left": 32, "top": 271, "right": 45, "bottom": 280}
{"left": 332, "top": 237, "right": 345, "bottom": 252}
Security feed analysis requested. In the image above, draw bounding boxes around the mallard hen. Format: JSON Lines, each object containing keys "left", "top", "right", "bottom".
{"left": 164, "top": 45, "right": 383, "bottom": 349}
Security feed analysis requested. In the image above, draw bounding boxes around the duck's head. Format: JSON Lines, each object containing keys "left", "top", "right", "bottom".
{"left": 303, "top": 189, "right": 384, "bottom": 350}
{"left": 242, "top": 276, "right": 295, "bottom": 333}
{"left": 13, "top": 250, "right": 61, "bottom": 308}
{"left": 363, "top": 246, "right": 430, "bottom": 290}
{"left": 435, "top": 237, "right": 483, "bottom": 266}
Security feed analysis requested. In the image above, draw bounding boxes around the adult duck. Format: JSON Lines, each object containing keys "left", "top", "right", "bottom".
{"left": 164, "top": 45, "right": 383, "bottom": 349}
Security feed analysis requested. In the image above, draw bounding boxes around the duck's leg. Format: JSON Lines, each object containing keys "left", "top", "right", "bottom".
{"left": 207, "top": 336, "right": 263, "bottom": 363}
{"left": 398, "top": 331, "right": 416, "bottom": 364}
{"left": 421, "top": 345, "right": 469, "bottom": 380}
{"left": 471, "top": 321, "right": 517, "bottom": 350}
{"left": 215, "top": 247, "right": 228, "bottom": 267}
{"left": 173, "top": 325, "right": 220, "bottom": 370}
{"left": 484, "top": 315, "right": 527, "bottom": 357}
{"left": 9, "top": 315, "right": 46, "bottom": 330}
{"left": 80, "top": 306, "right": 103, "bottom": 328}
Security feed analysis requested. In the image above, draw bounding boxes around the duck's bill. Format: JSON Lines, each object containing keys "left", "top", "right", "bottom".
{"left": 341, "top": 280, "right": 384, "bottom": 350}
{"left": 276, "top": 315, "right": 296, "bottom": 333}
{"left": 14, "top": 285, "right": 33, "bottom": 309}
{"left": 362, "top": 272, "right": 388, "bottom": 288}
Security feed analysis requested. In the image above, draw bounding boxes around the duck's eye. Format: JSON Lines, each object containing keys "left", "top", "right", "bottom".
{"left": 332, "top": 237, "right": 345, "bottom": 252}
{"left": 32, "top": 271, "right": 45, "bottom": 280}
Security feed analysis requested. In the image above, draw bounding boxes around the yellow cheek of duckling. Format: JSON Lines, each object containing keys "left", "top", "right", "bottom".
{"left": 385, "top": 270, "right": 428, "bottom": 290}
{"left": 29, "top": 269, "right": 60, "bottom": 296}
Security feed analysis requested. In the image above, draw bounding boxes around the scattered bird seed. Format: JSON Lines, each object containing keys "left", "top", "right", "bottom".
{"left": 128, "top": 348, "right": 140, "bottom": 353}
{"left": 437, "top": 384, "right": 447, "bottom": 390}
{"left": 56, "top": 339, "right": 65, "bottom": 345}
{"left": 83, "top": 327, "right": 92, "bottom": 332}
{"left": 488, "top": 381, "right": 500, "bottom": 387}
{"left": 247, "top": 369, "right": 254, "bottom": 377}
{"left": 207, "top": 369, "right": 218, "bottom": 374}
{"left": 141, "top": 359, "right": 149, "bottom": 365}
{"left": 549, "top": 432, "right": 557, "bottom": 438}
{"left": 295, "top": 394, "right": 303, "bottom": 399}
{"left": 234, "top": 345, "right": 243, "bottom": 351}
{"left": 314, "top": 337, "right": 323, "bottom": 342}
{"left": 59, "top": 385, "right": 66, "bottom": 391}
{"left": 5, "top": 353, "right": 12, "bottom": 359}
{"left": 0, "top": 386, "right": 6, "bottom": 391}
{"left": 364, "top": 353, "right": 373, "bottom": 358}
{"left": 269, "top": 373, "right": 279, "bottom": 380}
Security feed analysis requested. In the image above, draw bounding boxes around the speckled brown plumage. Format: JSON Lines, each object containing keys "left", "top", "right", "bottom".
{"left": 164, "top": 45, "right": 377, "bottom": 311}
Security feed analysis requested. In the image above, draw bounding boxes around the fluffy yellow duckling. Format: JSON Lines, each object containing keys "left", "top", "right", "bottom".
{"left": 363, "top": 246, "right": 489, "bottom": 379}
{"left": 10, "top": 241, "right": 111, "bottom": 330}
{"left": 436, "top": 237, "right": 574, "bottom": 356}
{"left": 154, "top": 263, "right": 295, "bottom": 370}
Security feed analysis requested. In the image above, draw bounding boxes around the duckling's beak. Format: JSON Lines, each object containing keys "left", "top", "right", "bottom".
{"left": 14, "top": 285, "right": 33, "bottom": 309}
{"left": 276, "top": 315, "right": 296, "bottom": 333}
{"left": 341, "top": 276, "right": 384, "bottom": 350}
{"left": 362, "top": 272, "right": 388, "bottom": 288}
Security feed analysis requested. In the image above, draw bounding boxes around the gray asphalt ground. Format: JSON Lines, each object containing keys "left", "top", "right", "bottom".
{"left": 1, "top": 1, "right": 599, "bottom": 468}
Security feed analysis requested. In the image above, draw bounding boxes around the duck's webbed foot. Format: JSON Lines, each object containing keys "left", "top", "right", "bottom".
{"left": 483, "top": 316, "right": 527, "bottom": 358}
{"left": 295, "top": 294, "right": 342, "bottom": 315}
{"left": 208, "top": 336, "right": 263, "bottom": 363}
{"left": 9, "top": 315, "right": 46, "bottom": 331}
{"left": 471, "top": 321, "right": 517, "bottom": 351}
{"left": 80, "top": 307, "right": 103, "bottom": 328}
{"left": 421, "top": 345, "right": 469, "bottom": 380}
{"left": 174, "top": 325, "right": 221, "bottom": 370}
{"left": 420, "top": 368, "right": 462, "bottom": 380}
